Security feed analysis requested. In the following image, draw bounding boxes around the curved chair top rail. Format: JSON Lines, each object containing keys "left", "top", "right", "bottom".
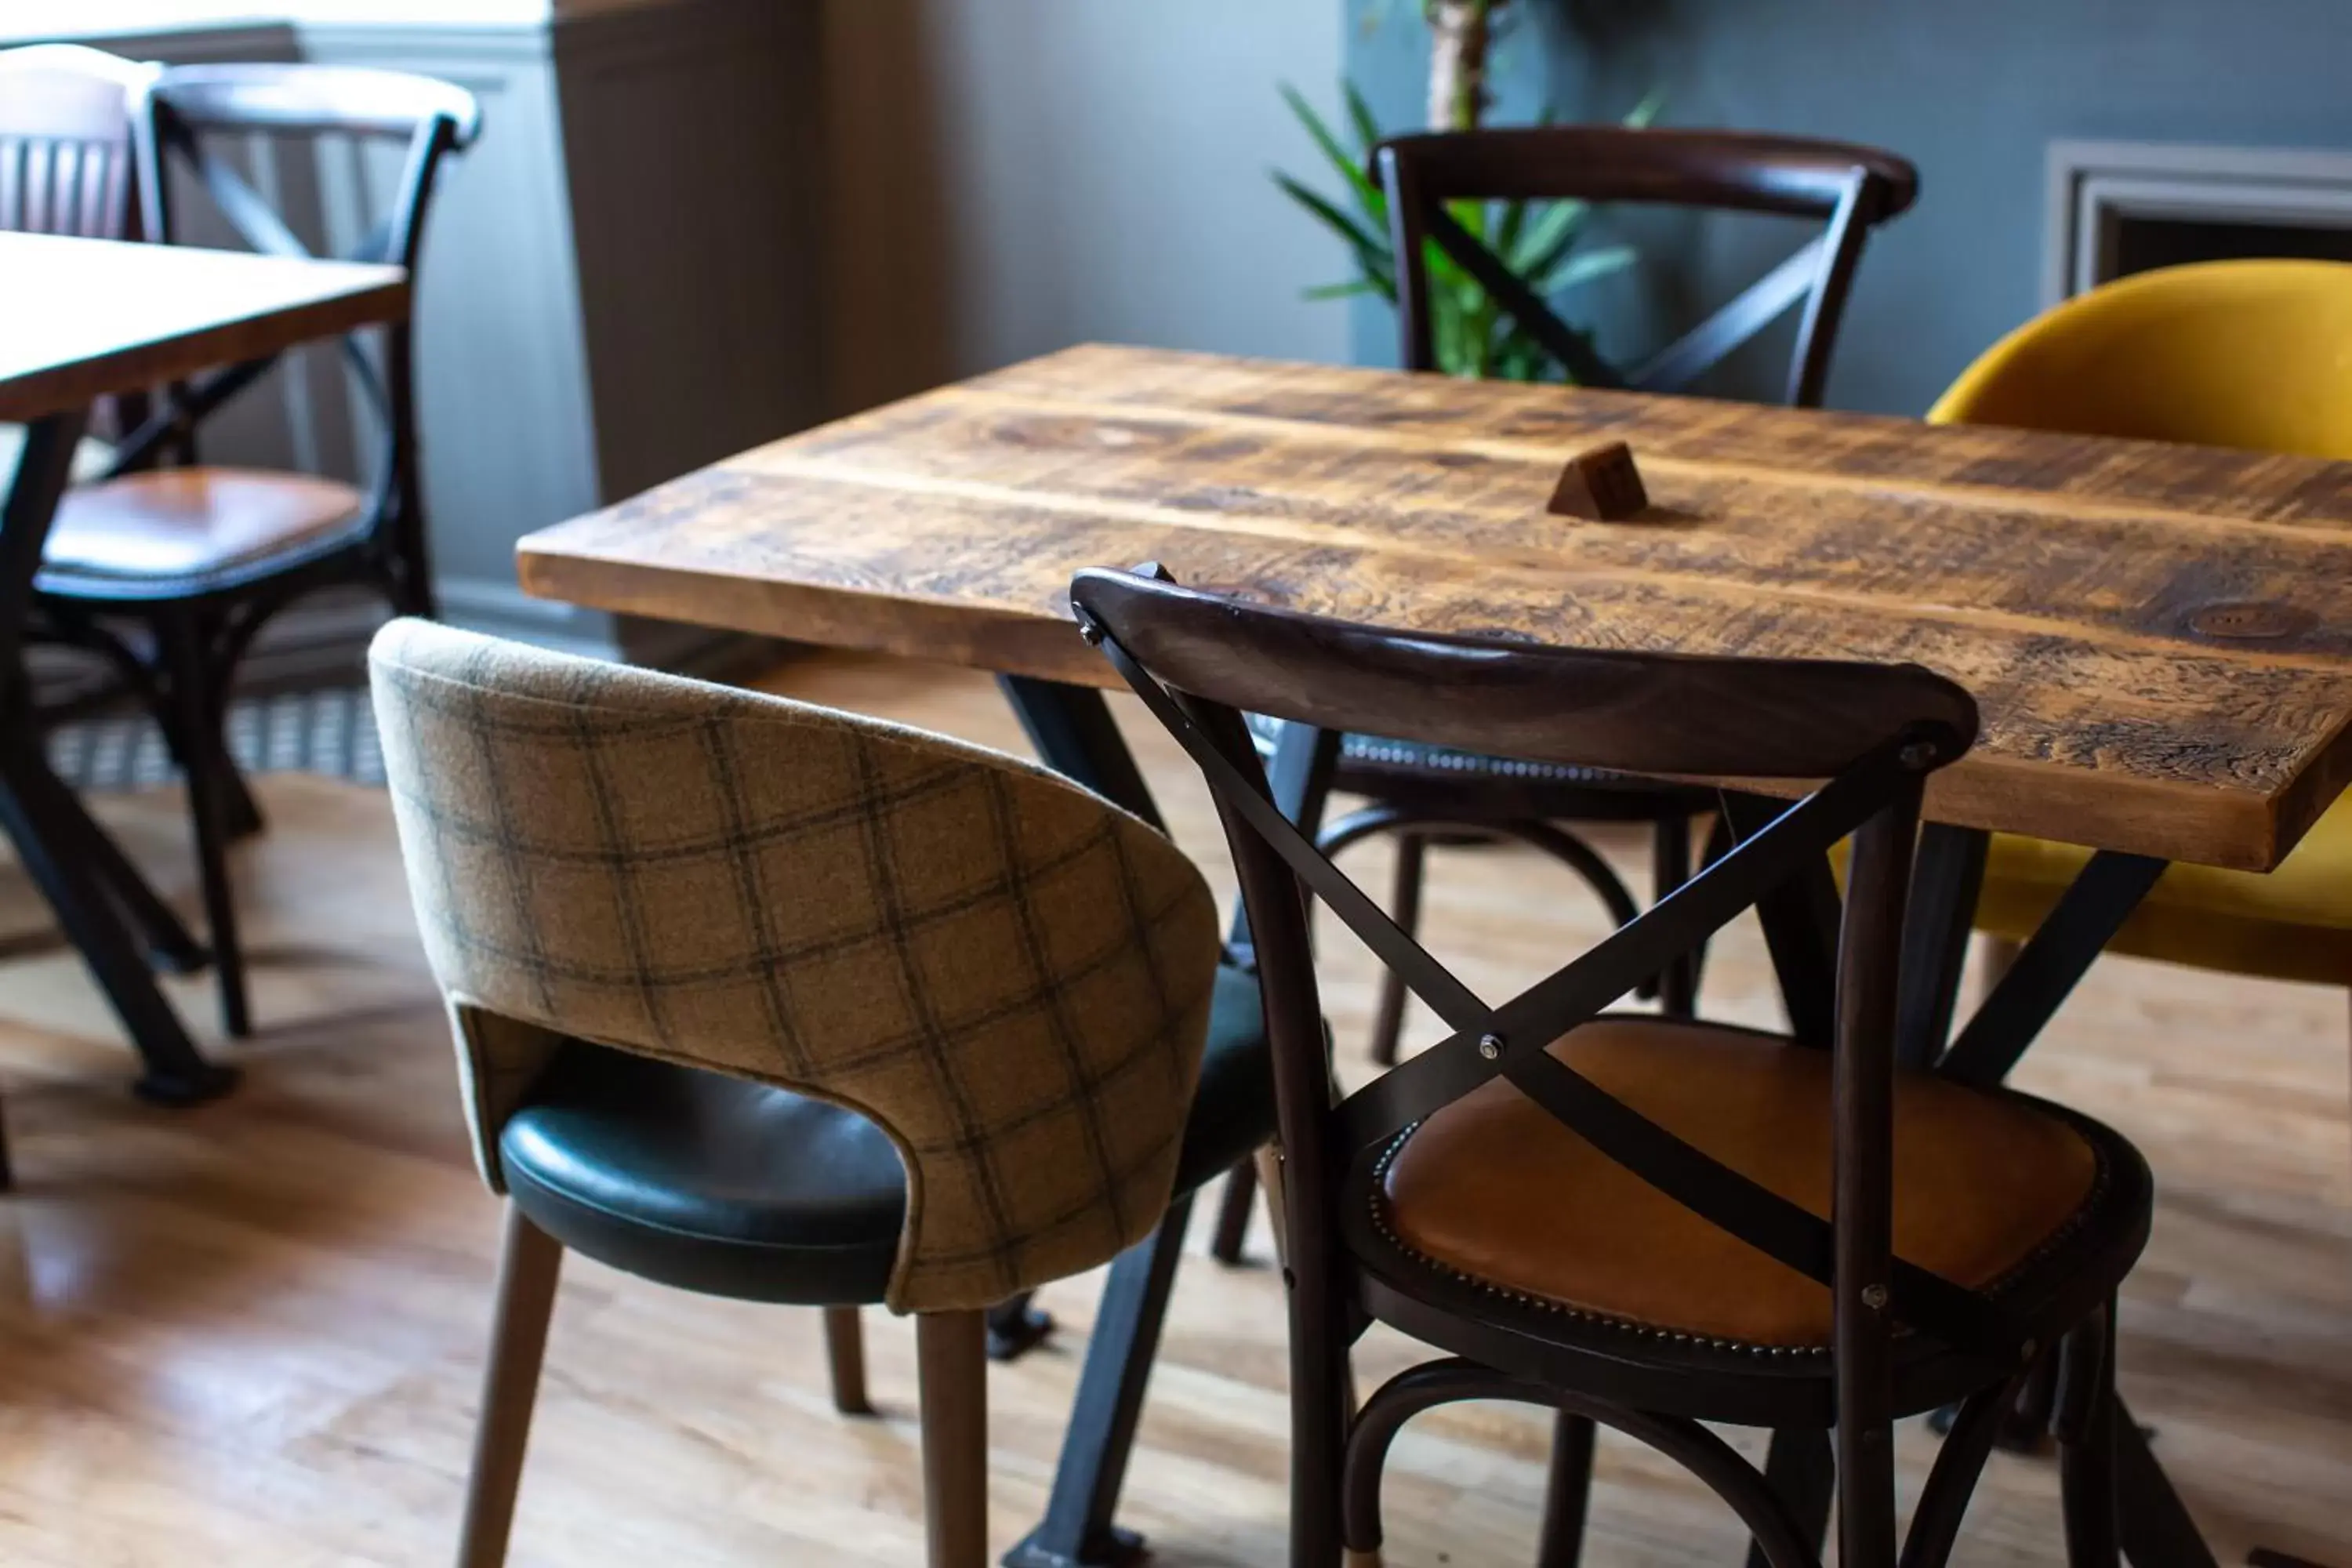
{"left": 152, "top": 63, "right": 483, "bottom": 147}
{"left": 0, "top": 45, "right": 158, "bottom": 241}
{"left": 1373, "top": 124, "right": 1919, "bottom": 221}
{"left": 1069, "top": 567, "right": 1977, "bottom": 782}
{"left": 0, "top": 44, "right": 158, "bottom": 135}
{"left": 1370, "top": 124, "right": 1918, "bottom": 404}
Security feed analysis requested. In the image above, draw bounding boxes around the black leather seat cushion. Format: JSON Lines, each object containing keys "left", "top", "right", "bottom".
{"left": 499, "top": 962, "right": 1273, "bottom": 1305}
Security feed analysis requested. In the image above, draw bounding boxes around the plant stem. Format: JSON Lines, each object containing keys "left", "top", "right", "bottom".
{"left": 1426, "top": 0, "right": 1499, "bottom": 131}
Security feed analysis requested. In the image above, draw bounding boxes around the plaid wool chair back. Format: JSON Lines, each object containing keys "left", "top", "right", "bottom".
{"left": 368, "top": 619, "right": 1222, "bottom": 1313}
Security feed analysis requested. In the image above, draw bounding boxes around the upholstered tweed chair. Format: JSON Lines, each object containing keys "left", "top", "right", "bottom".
{"left": 368, "top": 619, "right": 1250, "bottom": 1568}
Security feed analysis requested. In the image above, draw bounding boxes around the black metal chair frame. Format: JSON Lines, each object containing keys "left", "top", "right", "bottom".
{"left": 1301, "top": 125, "right": 1921, "bottom": 1094}
{"left": 1073, "top": 564, "right": 2152, "bottom": 1568}
{"left": 34, "top": 64, "right": 481, "bottom": 1039}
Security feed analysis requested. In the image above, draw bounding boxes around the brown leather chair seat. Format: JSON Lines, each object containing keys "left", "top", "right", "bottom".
{"left": 1375, "top": 1016, "right": 2101, "bottom": 1349}
{"left": 42, "top": 467, "right": 365, "bottom": 583}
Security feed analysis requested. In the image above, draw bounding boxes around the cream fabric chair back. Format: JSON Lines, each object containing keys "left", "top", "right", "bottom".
{"left": 368, "top": 619, "right": 1222, "bottom": 1313}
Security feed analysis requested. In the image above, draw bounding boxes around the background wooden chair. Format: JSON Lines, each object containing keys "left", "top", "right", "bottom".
{"left": 1077, "top": 564, "right": 2153, "bottom": 1568}
{"left": 0, "top": 44, "right": 159, "bottom": 485}
{"left": 1931, "top": 260, "right": 2352, "bottom": 1049}
{"left": 35, "top": 63, "right": 481, "bottom": 1039}
{"left": 1346, "top": 125, "right": 1918, "bottom": 1059}
{"left": 368, "top": 619, "right": 1277, "bottom": 1568}
{"left": 1208, "top": 125, "right": 1920, "bottom": 1265}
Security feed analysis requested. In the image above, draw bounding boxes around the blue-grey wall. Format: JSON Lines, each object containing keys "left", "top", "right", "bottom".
{"left": 1341, "top": 0, "right": 2352, "bottom": 415}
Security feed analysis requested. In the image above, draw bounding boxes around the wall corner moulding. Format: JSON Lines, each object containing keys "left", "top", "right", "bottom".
{"left": 0, "top": 0, "right": 696, "bottom": 41}
{"left": 2045, "top": 139, "right": 2352, "bottom": 305}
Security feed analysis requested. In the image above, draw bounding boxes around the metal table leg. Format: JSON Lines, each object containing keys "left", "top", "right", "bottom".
{"left": 988, "top": 676, "right": 1173, "bottom": 1362}
{"left": 1897, "top": 823, "right": 1990, "bottom": 1069}
{"left": 1001, "top": 1196, "right": 1194, "bottom": 1568}
{"left": 1719, "top": 790, "right": 1841, "bottom": 1047}
{"left": 996, "top": 677, "right": 1336, "bottom": 1568}
{"left": 1939, "top": 851, "right": 2169, "bottom": 1087}
{"left": 2117, "top": 1403, "right": 2221, "bottom": 1568}
{"left": 1902, "top": 840, "right": 2225, "bottom": 1562}
{"left": 0, "top": 413, "right": 230, "bottom": 1104}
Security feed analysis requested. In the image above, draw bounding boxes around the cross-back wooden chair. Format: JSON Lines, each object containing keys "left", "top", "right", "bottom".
{"left": 1281, "top": 129, "right": 1919, "bottom": 1102}
{"left": 34, "top": 63, "right": 480, "bottom": 1039}
{"left": 1075, "top": 565, "right": 2151, "bottom": 1568}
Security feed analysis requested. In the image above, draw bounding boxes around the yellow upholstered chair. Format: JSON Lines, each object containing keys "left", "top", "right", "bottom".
{"left": 1933, "top": 259, "right": 2352, "bottom": 997}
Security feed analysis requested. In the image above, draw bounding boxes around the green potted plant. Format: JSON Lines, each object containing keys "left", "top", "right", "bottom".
{"left": 1276, "top": 0, "right": 1655, "bottom": 381}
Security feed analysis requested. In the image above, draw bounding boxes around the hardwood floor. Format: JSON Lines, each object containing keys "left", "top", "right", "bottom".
{"left": 0, "top": 650, "right": 2342, "bottom": 1566}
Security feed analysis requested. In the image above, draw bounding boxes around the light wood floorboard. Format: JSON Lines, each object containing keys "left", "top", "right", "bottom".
{"left": 0, "top": 649, "right": 2339, "bottom": 1566}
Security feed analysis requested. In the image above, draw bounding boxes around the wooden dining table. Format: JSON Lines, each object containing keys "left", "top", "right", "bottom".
{"left": 1, "top": 231, "right": 408, "bottom": 1103}
{"left": 514, "top": 341, "right": 2352, "bottom": 1568}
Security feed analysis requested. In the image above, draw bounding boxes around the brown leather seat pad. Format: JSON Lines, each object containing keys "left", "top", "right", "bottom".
{"left": 1378, "top": 1017, "right": 2098, "bottom": 1347}
{"left": 45, "top": 467, "right": 364, "bottom": 579}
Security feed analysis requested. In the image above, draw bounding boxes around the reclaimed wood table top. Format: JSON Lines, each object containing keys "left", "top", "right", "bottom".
{"left": 0, "top": 232, "right": 407, "bottom": 422}
{"left": 518, "top": 343, "right": 2352, "bottom": 873}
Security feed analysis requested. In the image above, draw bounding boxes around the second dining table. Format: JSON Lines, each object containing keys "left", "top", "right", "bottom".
{"left": 514, "top": 341, "right": 2352, "bottom": 1568}
{"left": 1, "top": 230, "right": 409, "bottom": 1104}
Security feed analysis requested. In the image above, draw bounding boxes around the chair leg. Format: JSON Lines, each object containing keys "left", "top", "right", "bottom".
{"left": 1746, "top": 1428, "right": 1833, "bottom": 1568}
{"left": 1368, "top": 832, "right": 1427, "bottom": 1067}
{"left": 1536, "top": 1411, "right": 1595, "bottom": 1568}
{"left": 456, "top": 1207, "right": 564, "bottom": 1568}
{"left": 1209, "top": 1158, "right": 1258, "bottom": 1265}
{"left": 2057, "top": 1302, "right": 2120, "bottom": 1568}
{"left": 218, "top": 754, "right": 265, "bottom": 843}
{"left": 916, "top": 1309, "right": 989, "bottom": 1568}
{"left": 823, "top": 1305, "right": 874, "bottom": 1416}
{"left": 160, "top": 614, "right": 250, "bottom": 1038}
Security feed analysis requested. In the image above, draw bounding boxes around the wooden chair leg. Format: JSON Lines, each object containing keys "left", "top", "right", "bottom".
{"left": 1367, "top": 832, "right": 1426, "bottom": 1067}
{"left": 1536, "top": 1411, "right": 1595, "bottom": 1568}
{"left": 2057, "top": 1301, "right": 2121, "bottom": 1568}
{"left": 916, "top": 1310, "right": 989, "bottom": 1568}
{"left": 456, "top": 1207, "right": 564, "bottom": 1568}
{"left": 823, "top": 1305, "right": 874, "bottom": 1416}
{"left": 1208, "top": 1159, "right": 1258, "bottom": 1265}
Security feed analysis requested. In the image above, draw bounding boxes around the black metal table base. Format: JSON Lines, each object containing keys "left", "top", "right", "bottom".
{"left": 1880, "top": 827, "right": 2220, "bottom": 1566}
{"left": 1001, "top": 1195, "right": 1193, "bottom": 1568}
{"left": 0, "top": 413, "right": 231, "bottom": 1105}
{"left": 985, "top": 1295, "right": 1054, "bottom": 1362}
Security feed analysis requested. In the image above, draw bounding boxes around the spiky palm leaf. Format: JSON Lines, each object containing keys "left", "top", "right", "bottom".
{"left": 1274, "top": 84, "right": 1651, "bottom": 383}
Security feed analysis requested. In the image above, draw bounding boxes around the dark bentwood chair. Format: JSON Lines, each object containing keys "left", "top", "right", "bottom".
{"left": 368, "top": 619, "right": 1278, "bottom": 1568}
{"left": 1314, "top": 127, "right": 1920, "bottom": 1076}
{"left": 1075, "top": 565, "right": 2152, "bottom": 1568}
{"left": 33, "top": 63, "right": 480, "bottom": 1040}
